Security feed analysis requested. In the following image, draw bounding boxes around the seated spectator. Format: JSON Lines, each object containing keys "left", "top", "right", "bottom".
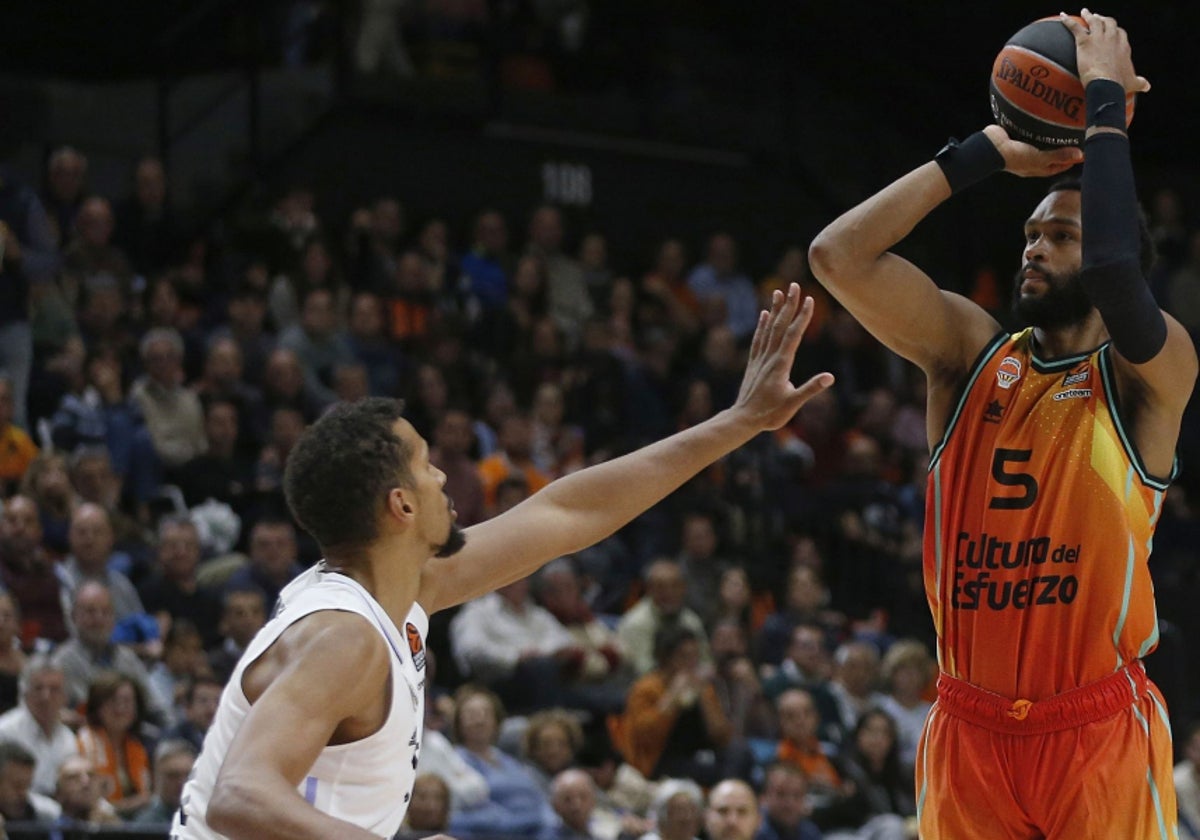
{"left": 547, "top": 768, "right": 601, "bottom": 840}
{"left": 75, "top": 671, "right": 152, "bottom": 818}
{"left": 130, "top": 327, "right": 206, "bottom": 472}
{"left": 53, "top": 755, "right": 121, "bottom": 826}
{"left": 619, "top": 625, "right": 732, "bottom": 787}
{"left": 207, "top": 586, "right": 267, "bottom": 683}
{"left": 192, "top": 336, "right": 268, "bottom": 450}
{"left": 405, "top": 772, "right": 452, "bottom": 834}
{"left": 762, "top": 623, "right": 842, "bottom": 747}
{"left": 130, "top": 738, "right": 196, "bottom": 825}
{"left": 0, "top": 592, "right": 26, "bottom": 713}
{"left": 477, "top": 414, "right": 551, "bottom": 516}
{"left": 162, "top": 675, "right": 222, "bottom": 755}
{"left": 772, "top": 689, "right": 843, "bottom": 809}
{"left": 209, "top": 284, "right": 275, "bottom": 389}
{"left": 1176, "top": 722, "right": 1200, "bottom": 840}
{"left": 617, "top": 559, "right": 711, "bottom": 677}
{"left": 753, "top": 763, "right": 822, "bottom": 840}
{"left": 713, "top": 566, "right": 771, "bottom": 639}
{"left": 705, "top": 779, "right": 761, "bottom": 840}
{"left": 47, "top": 351, "right": 155, "bottom": 509}
{"left": 449, "top": 575, "right": 576, "bottom": 714}
{"left": 0, "top": 494, "right": 67, "bottom": 644}
{"left": 429, "top": 408, "right": 485, "bottom": 528}
{"left": 67, "top": 445, "right": 151, "bottom": 572}
{"left": 261, "top": 347, "right": 327, "bottom": 421}
{"left": 758, "top": 566, "right": 844, "bottom": 667}
{"left": 449, "top": 685, "right": 558, "bottom": 838}
{"left": 534, "top": 558, "right": 631, "bottom": 704}
{"left": 675, "top": 511, "right": 731, "bottom": 626}
{"left": 278, "top": 286, "right": 355, "bottom": 406}
{"left": 522, "top": 709, "right": 584, "bottom": 793}
{"left": 146, "top": 619, "right": 209, "bottom": 725}
{"left": 342, "top": 290, "right": 407, "bottom": 397}
{"left": 827, "top": 641, "right": 886, "bottom": 736}
{"left": 577, "top": 740, "right": 654, "bottom": 840}
{"left": 20, "top": 453, "right": 75, "bottom": 556}
{"left": 709, "top": 619, "right": 774, "bottom": 742}
{"left": 530, "top": 382, "right": 585, "bottom": 479}
{"left": 0, "top": 741, "right": 61, "bottom": 822}
{"left": 874, "top": 640, "right": 934, "bottom": 771}
{"left": 0, "top": 375, "right": 37, "bottom": 495}
{"left": 57, "top": 502, "right": 145, "bottom": 623}
{"left": 414, "top": 725, "right": 490, "bottom": 812}
{"left": 51, "top": 581, "right": 161, "bottom": 720}
{"left": 224, "top": 517, "right": 304, "bottom": 612}
{"left": 640, "top": 779, "right": 704, "bottom": 840}
{"left": 687, "top": 233, "right": 758, "bottom": 342}
{"left": 174, "top": 398, "right": 255, "bottom": 518}
{"left": 138, "top": 514, "right": 222, "bottom": 647}
{"left": 0, "top": 656, "right": 79, "bottom": 796}
{"left": 112, "top": 156, "right": 182, "bottom": 276}
{"left": 815, "top": 709, "right": 915, "bottom": 839}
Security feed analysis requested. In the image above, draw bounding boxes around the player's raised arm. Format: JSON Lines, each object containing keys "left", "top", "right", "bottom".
{"left": 807, "top": 130, "right": 1081, "bottom": 377}
{"left": 417, "top": 284, "right": 834, "bottom": 614}
{"left": 1059, "top": 10, "right": 1196, "bottom": 443}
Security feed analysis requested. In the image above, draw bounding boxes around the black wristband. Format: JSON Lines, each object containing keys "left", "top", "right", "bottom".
{"left": 1086, "top": 79, "right": 1127, "bottom": 132}
{"left": 934, "top": 131, "right": 1006, "bottom": 194}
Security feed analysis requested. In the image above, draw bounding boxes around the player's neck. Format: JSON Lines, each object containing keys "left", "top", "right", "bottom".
{"left": 1031, "top": 312, "right": 1107, "bottom": 360}
{"left": 326, "top": 536, "right": 423, "bottom": 622}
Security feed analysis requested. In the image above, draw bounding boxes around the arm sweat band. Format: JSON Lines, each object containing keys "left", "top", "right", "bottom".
{"left": 1079, "top": 82, "right": 1166, "bottom": 364}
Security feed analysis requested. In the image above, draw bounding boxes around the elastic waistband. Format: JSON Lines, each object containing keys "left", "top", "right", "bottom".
{"left": 935, "top": 661, "right": 1148, "bottom": 735}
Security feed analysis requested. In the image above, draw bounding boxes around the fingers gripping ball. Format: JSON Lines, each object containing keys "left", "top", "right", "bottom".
{"left": 989, "top": 16, "right": 1136, "bottom": 149}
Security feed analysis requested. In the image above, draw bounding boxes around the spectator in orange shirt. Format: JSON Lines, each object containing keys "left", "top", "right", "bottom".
{"left": 478, "top": 414, "right": 551, "bottom": 514}
{"left": 0, "top": 376, "right": 37, "bottom": 494}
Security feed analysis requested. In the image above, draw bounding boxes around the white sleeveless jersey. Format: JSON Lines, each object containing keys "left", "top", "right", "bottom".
{"left": 171, "top": 564, "right": 428, "bottom": 839}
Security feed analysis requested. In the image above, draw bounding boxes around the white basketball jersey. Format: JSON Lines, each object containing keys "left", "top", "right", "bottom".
{"left": 171, "top": 564, "right": 428, "bottom": 839}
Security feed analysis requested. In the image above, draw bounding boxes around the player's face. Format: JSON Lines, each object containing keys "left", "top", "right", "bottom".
{"left": 1014, "top": 190, "right": 1093, "bottom": 330}
{"left": 396, "top": 420, "right": 466, "bottom": 558}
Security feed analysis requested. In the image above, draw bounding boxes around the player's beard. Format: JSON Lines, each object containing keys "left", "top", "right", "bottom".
{"left": 434, "top": 523, "right": 467, "bottom": 558}
{"left": 1012, "top": 264, "right": 1094, "bottom": 330}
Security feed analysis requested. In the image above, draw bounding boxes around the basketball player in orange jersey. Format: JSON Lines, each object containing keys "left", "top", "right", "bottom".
{"left": 808, "top": 10, "right": 1195, "bottom": 840}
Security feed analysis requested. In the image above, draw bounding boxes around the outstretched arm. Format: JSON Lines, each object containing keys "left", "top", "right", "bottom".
{"left": 808, "top": 130, "right": 1081, "bottom": 377}
{"left": 418, "top": 284, "right": 834, "bottom": 613}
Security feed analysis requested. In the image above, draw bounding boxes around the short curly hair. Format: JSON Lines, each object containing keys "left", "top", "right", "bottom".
{"left": 284, "top": 398, "right": 414, "bottom": 555}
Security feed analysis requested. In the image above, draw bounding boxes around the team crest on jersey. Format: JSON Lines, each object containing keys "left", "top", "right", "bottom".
{"left": 405, "top": 622, "right": 426, "bottom": 670}
{"left": 996, "top": 356, "right": 1022, "bottom": 390}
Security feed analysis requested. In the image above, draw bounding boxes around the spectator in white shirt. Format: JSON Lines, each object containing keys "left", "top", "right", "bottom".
{"left": 0, "top": 655, "right": 80, "bottom": 796}
{"left": 450, "top": 575, "right": 577, "bottom": 713}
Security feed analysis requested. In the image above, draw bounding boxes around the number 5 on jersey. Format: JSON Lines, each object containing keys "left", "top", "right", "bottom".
{"left": 990, "top": 448, "right": 1038, "bottom": 510}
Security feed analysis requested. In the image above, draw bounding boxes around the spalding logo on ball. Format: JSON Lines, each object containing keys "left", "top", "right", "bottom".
{"left": 989, "top": 16, "right": 1136, "bottom": 149}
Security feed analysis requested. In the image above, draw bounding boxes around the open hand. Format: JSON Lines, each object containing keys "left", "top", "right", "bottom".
{"left": 1062, "top": 9, "right": 1150, "bottom": 92}
{"left": 734, "top": 283, "right": 834, "bottom": 431}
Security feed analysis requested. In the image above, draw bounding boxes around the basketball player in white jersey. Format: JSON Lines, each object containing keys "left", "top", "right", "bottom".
{"left": 170, "top": 284, "right": 834, "bottom": 840}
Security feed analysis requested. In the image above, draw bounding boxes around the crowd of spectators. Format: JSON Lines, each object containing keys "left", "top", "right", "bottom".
{"left": 0, "top": 135, "right": 1197, "bottom": 840}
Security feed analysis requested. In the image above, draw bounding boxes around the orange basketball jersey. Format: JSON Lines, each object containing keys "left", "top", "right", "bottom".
{"left": 925, "top": 328, "right": 1172, "bottom": 700}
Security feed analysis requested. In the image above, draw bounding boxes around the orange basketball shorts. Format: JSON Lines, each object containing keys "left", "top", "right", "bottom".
{"left": 915, "top": 661, "right": 1176, "bottom": 839}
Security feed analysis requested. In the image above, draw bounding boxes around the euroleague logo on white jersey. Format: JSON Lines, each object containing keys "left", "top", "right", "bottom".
{"left": 405, "top": 622, "right": 426, "bottom": 671}
{"left": 996, "top": 356, "right": 1023, "bottom": 390}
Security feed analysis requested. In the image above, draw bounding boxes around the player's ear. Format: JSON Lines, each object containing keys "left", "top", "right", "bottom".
{"left": 386, "top": 488, "right": 414, "bottom": 521}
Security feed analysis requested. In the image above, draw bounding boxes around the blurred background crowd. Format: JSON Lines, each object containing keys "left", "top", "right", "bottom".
{"left": 0, "top": 1, "right": 1198, "bottom": 839}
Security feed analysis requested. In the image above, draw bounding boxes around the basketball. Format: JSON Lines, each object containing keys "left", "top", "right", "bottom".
{"left": 989, "top": 16, "right": 1136, "bottom": 149}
